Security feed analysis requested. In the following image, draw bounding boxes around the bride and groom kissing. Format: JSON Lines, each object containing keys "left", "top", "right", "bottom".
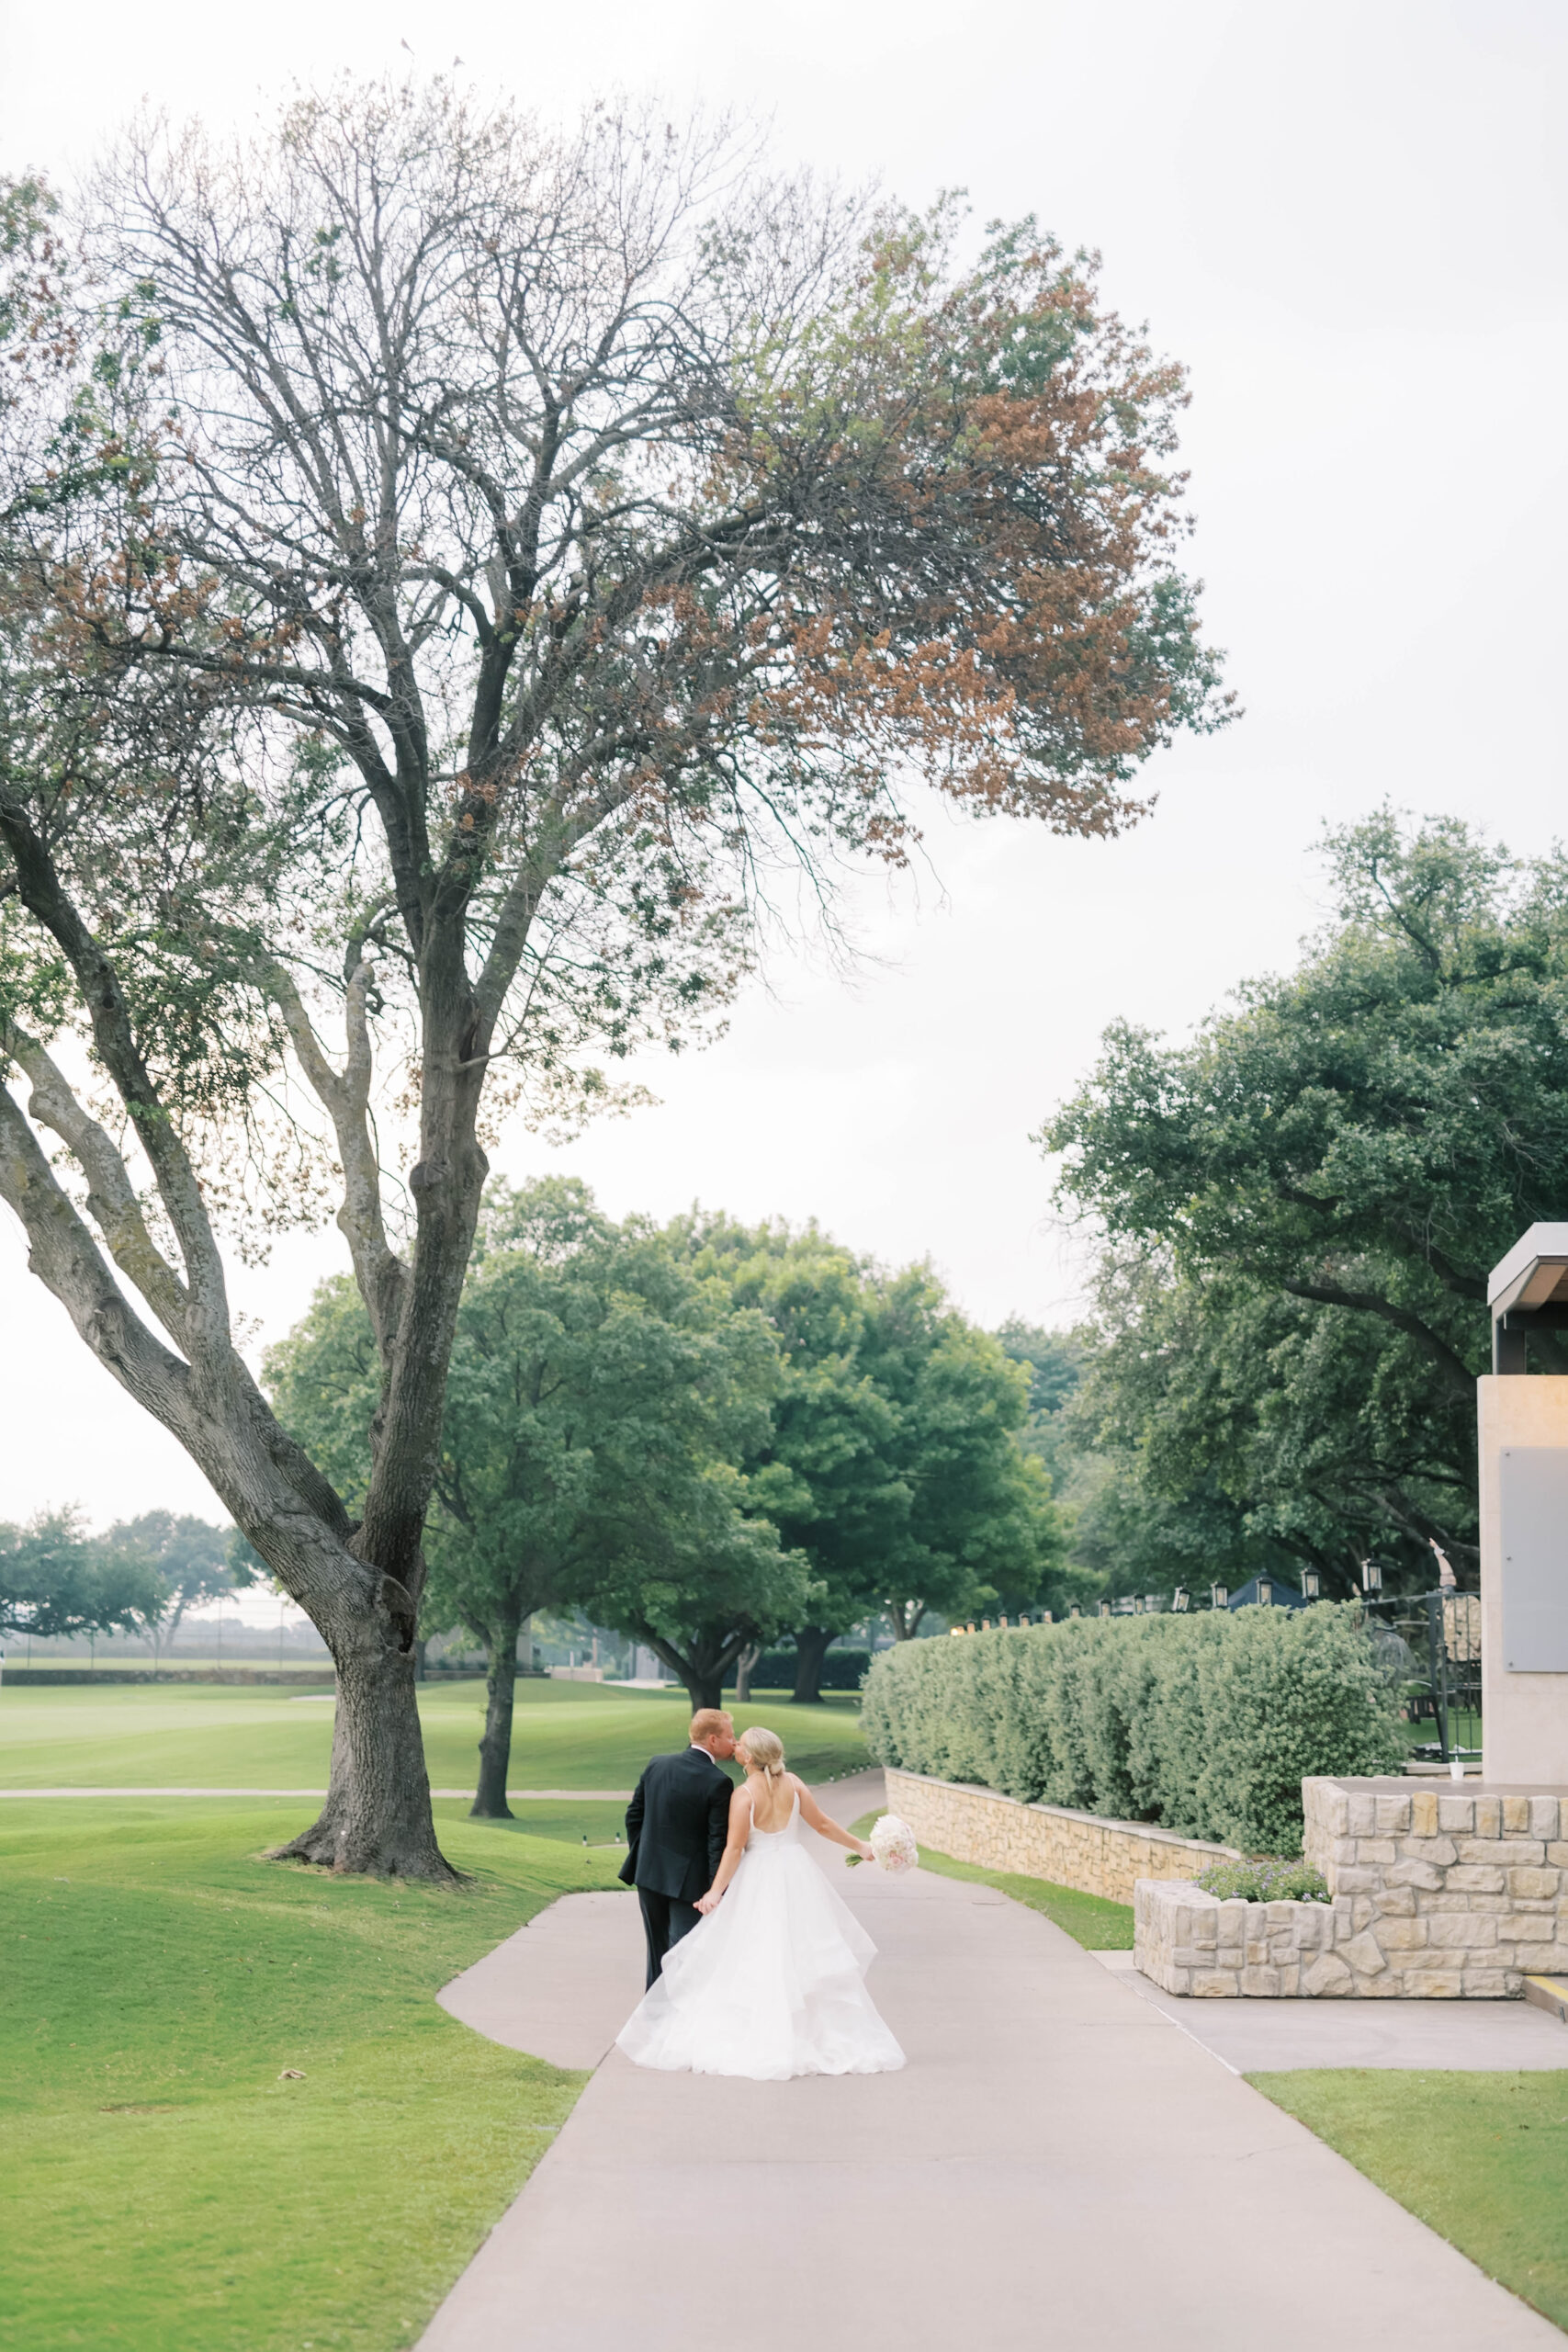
{"left": 615, "top": 1706, "right": 906, "bottom": 2080}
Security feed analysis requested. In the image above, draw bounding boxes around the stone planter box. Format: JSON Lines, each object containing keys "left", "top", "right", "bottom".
{"left": 883, "top": 1768, "right": 1237, "bottom": 1905}
{"left": 1135, "top": 1879, "right": 1342, "bottom": 1996}
{"left": 1135, "top": 1775, "right": 1568, "bottom": 1998}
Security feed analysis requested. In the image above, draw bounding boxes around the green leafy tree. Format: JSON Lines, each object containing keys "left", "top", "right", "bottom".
{"left": 0, "top": 1509, "right": 163, "bottom": 1640}
{"left": 677, "top": 1225, "right": 1066, "bottom": 1684}
{"left": 676, "top": 1217, "right": 902, "bottom": 1701}
{"left": 1043, "top": 812, "right": 1568, "bottom": 1589}
{"left": 99, "top": 1511, "right": 256, "bottom": 1659}
{"left": 863, "top": 1271, "right": 1062, "bottom": 1637}
{"left": 268, "top": 1180, "right": 807, "bottom": 1794}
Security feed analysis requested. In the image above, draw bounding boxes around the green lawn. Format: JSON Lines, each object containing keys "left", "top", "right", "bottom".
{"left": 0, "top": 1677, "right": 868, "bottom": 1793}
{"left": 848, "top": 1812, "right": 1135, "bottom": 1949}
{"left": 0, "top": 1679, "right": 867, "bottom": 2344}
{"left": 1, "top": 1794, "right": 629, "bottom": 2351}
{"left": 1252, "top": 2071, "right": 1568, "bottom": 2333}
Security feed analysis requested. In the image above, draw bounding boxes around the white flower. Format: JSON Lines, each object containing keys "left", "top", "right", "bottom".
{"left": 847, "top": 1812, "right": 919, "bottom": 1874}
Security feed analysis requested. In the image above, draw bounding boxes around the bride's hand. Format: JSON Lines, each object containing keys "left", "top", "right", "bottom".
{"left": 855, "top": 1839, "right": 875, "bottom": 1862}
{"left": 694, "top": 1889, "right": 719, "bottom": 1916}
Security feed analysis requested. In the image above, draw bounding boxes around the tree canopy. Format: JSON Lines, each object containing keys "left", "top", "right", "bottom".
{"left": 0, "top": 88, "right": 1227, "bottom": 1873}
{"left": 268, "top": 1178, "right": 810, "bottom": 1763}
{"left": 96, "top": 1511, "right": 256, "bottom": 1655}
{"left": 681, "top": 1216, "right": 1065, "bottom": 1657}
{"left": 1043, "top": 812, "right": 1568, "bottom": 1590}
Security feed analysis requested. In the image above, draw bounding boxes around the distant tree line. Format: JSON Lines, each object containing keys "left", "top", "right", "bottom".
{"left": 0, "top": 1510, "right": 254, "bottom": 1648}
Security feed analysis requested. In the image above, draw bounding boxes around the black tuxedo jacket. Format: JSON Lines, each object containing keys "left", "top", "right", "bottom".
{"left": 619, "top": 1747, "right": 733, "bottom": 1903}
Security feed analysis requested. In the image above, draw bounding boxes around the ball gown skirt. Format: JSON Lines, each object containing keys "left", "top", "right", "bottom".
{"left": 615, "top": 1793, "right": 906, "bottom": 2081}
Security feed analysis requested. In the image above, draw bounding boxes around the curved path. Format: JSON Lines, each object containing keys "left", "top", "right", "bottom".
{"left": 417, "top": 1769, "right": 1561, "bottom": 2351}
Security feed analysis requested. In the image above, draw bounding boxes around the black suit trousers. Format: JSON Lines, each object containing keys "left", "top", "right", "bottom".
{"left": 637, "top": 1885, "right": 702, "bottom": 1990}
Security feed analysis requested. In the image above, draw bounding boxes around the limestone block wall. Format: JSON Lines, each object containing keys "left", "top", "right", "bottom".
{"left": 1303, "top": 1776, "right": 1568, "bottom": 1996}
{"left": 882, "top": 1768, "right": 1237, "bottom": 1905}
{"left": 1136, "top": 1880, "right": 1339, "bottom": 1996}
{"left": 1136, "top": 1776, "right": 1568, "bottom": 1997}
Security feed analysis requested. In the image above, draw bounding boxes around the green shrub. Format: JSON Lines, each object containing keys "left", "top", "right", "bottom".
{"left": 1193, "top": 1859, "right": 1331, "bottom": 1903}
{"left": 861, "top": 1606, "right": 1401, "bottom": 1856}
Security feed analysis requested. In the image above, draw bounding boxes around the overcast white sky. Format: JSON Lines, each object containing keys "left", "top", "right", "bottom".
{"left": 2, "top": 0, "right": 1565, "bottom": 1537}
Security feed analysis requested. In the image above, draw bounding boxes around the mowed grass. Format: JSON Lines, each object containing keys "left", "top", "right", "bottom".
{"left": 0, "top": 1682, "right": 865, "bottom": 2344}
{"left": 0, "top": 1677, "right": 869, "bottom": 1792}
{"left": 1, "top": 1795, "right": 633, "bottom": 2352}
{"left": 847, "top": 1812, "right": 1135, "bottom": 1949}
{"left": 1251, "top": 2070, "right": 1568, "bottom": 2332}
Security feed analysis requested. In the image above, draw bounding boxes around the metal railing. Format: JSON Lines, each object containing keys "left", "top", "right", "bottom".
{"left": 1360, "top": 1588, "right": 1482, "bottom": 1763}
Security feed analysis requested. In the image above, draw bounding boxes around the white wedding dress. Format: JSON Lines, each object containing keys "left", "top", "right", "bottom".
{"left": 615, "top": 1791, "right": 906, "bottom": 2080}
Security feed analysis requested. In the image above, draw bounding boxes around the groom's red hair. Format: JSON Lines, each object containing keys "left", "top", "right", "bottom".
{"left": 690, "top": 1709, "right": 731, "bottom": 1744}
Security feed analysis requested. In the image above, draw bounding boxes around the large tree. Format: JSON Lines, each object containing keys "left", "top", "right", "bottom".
{"left": 677, "top": 1216, "right": 900, "bottom": 1702}
{"left": 269, "top": 1178, "right": 798, "bottom": 1805}
{"left": 0, "top": 91, "right": 1228, "bottom": 1874}
{"left": 684, "top": 1217, "right": 1063, "bottom": 1657}
{"left": 862, "top": 1269, "right": 1060, "bottom": 1637}
{"left": 1043, "top": 812, "right": 1568, "bottom": 1588}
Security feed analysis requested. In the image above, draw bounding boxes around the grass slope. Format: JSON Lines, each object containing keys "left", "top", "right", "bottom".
{"left": 848, "top": 1812, "right": 1134, "bottom": 1949}
{"left": 1251, "top": 2070, "right": 1568, "bottom": 2334}
{"left": 2, "top": 1795, "right": 630, "bottom": 2351}
{"left": 0, "top": 1679, "right": 868, "bottom": 1793}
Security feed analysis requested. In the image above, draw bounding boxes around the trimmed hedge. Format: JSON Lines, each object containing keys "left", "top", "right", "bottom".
{"left": 861, "top": 1607, "right": 1403, "bottom": 1857}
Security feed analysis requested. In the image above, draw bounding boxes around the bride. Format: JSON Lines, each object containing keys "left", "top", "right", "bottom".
{"left": 615, "top": 1725, "right": 906, "bottom": 2080}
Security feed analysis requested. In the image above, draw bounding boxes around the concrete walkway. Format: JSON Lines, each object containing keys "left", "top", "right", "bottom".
{"left": 1097, "top": 1950, "right": 1568, "bottom": 2070}
{"left": 417, "top": 1769, "right": 1563, "bottom": 2352}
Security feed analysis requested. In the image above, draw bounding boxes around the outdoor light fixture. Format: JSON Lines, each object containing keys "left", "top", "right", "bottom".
{"left": 1302, "top": 1569, "right": 1321, "bottom": 1600}
{"left": 1172, "top": 1589, "right": 1190, "bottom": 1612}
{"left": 1099, "top": 1600, "right": 1111, "bottom": 1617}
{"left": 1361, "top": 1559, "right": 1383, "bottom": 1594}
{"left": 1069, "top": 1604, "right": 1081, "bottom": 1619}
{"left": 1211, "top": 1583, "right": 1229, "bottom": 1611}
{"left": 1489, "top": 1222, "right": 1568, "bottom": 1373}
{"left": 1042, "top": 1609, "right": 1054, "bottom": 1623}
{"left": 1258, "top": 1579, "right": 1273, "bottom": 1607}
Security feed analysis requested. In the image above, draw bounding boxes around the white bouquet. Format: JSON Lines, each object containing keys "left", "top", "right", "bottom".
{"left": 846, "top": 1812, "right": 919, "bottom": 1874}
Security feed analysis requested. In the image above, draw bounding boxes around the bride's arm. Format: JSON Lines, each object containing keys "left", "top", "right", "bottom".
{"left": 694, "top": 1785, "right": 753, "bottom": 1914}
{"left": 794, "top": 1778, "right": 874, "bottom": 1860}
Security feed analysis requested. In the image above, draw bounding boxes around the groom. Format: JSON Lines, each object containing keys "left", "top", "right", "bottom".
{"left": 620, "top": 1707, "right": 737, "bottom": 1989}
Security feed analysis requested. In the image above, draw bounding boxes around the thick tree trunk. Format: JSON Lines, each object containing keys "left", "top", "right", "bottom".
{"left": 682, "top": 1667, "right": 724, "bottom": 1711}
{"left": 471, "top": 1608, "right": 523, "bottom": 1819}
{"left": 791, "top": 1624, "right": 832, "bottom": 1705}
{"left": 272, "top": 1638, "right": 455, "bottom": 1880}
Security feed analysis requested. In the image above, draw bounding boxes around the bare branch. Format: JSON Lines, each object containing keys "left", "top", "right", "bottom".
{"left": 4, "top": 1024, "right": 190, "bottom": 1347}
{"left": 253, "top": 952, "right": 410, "bottom": 1358}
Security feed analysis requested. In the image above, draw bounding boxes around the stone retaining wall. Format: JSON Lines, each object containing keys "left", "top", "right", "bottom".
{"left": 1136, "top": 1879, "right": 1340, "bottom": 1996}
{"left": 883, "top": 1768, "right": 1237, "bottom": 1905}
{"left": 1135, "top": 1775, "right": 1568, "bottom": 1997}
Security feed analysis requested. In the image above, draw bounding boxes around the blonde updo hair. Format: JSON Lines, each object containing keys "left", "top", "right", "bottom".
{"left": 739, "top": 1725, "right": 785, "bottom": 1778}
